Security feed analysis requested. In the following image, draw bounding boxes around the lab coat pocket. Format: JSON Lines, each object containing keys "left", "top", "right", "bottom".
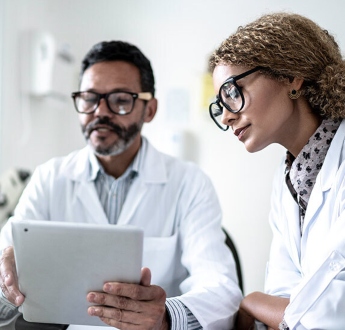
{"left": 143, "top": 232, "right": 186, "bottom": 297}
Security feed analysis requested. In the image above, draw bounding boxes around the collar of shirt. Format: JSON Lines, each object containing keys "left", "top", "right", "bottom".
{"left": 87, "top": 137, "right": 147, "bottom": 182}
{"left": 285, "top": 118, "right": 341, "bottom": 207}
{"left": 88, "top": 138, "right": 146, "bottom": 224}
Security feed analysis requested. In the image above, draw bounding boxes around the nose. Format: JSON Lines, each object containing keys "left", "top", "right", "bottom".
{"left": 94, "top": 97, "right": 113, "bottom": 117}
{"left": 221, "top": 109, "right": 238, "bottom": 128}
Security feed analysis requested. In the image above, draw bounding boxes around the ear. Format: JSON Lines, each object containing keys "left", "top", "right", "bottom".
{"left": 143, "top": 98, "right": 158, "bottom": 123}
{"left": 290, "top": 77, "right": 304, "bottom": 91}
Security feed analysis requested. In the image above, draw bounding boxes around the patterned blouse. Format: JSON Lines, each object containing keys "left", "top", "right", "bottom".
{"left": 284, "top": 118, "right": 341, "bottom": 234}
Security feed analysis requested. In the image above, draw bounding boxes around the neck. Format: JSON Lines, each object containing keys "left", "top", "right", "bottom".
{"left": 97, "top": 137, "right": 141, "bottom": 178}
{"left": 283, "top": 100, "right": 322, "bottom": 157}
{"left": 288, "top": 117, "right": 323, "bottom": 158}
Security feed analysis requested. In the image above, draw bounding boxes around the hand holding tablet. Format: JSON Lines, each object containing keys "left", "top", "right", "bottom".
{"left": 12, "top": 220, "right": 143, "bottom": 327}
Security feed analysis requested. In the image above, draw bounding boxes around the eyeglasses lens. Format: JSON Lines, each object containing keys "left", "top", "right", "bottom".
{"left": 75, "top": 92, "right": 98, "bottom": 113}
{"left": 75, "top": 92, "right": 134, "bottom": 114}
{"left": 210, "top": 102, "right": 228, "bottom": 130}
{"left": 107, "top": 92, "right": 134, "bottom": 114}
{"left": 220, "top": 83, "right": 243, "bottom": 113}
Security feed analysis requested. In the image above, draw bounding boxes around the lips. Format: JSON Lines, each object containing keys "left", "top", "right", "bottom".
{"left": 92, "top": 125, "right": 113, "bottom": 133}
{"left": 87, "top": 125, "right": 116, "bottom": 140}
{"left": 88, "top": 124, "right": 120, "bottom": 137}
{"left": 83, "top": 118, "right": 124, "bottom": 140}
{"left": 234, "top": 125, "right": 250, "bottom": 140}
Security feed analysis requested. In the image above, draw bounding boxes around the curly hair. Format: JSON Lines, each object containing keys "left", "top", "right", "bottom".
{"left": 209, "top": 12, "right": 345, "bottom": 119}
{"left": 81, "top": 41, "right": 155, "bottom": 96}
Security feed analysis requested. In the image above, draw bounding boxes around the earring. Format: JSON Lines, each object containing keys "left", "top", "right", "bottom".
{"left": 288, "top": 89, "right": 301, "bottom": 99}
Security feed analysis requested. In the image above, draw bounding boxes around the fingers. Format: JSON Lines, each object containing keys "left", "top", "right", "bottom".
{"left": 89, "top": 306, "right": 166, "bottom": 329}
{"left": 0, "top": 246, "right": 25, "bottom": 306}
{"left": 87, "top": 285, "right": 165, "bottom": 313}
{"left": 88, "top": 305, "right": 140, "bottom": 325}
{"left": 140, "top": 267, "right": 151, "bottom": 287}
{"left": 102, "top": 281, "right": 165, "bottom": 303}
{"left": 87, "top": 293, "right": 166, "bottom": 329}
{"left": 87, "top": 274, "right": 167, "bottom": 329}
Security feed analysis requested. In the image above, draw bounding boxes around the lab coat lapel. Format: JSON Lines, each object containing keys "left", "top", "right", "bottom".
{"left": 118, "top": 179, "right": 149, "bottom": 225}
{"left": 65, "top": 146, "right": 108, "bottom": 225}
{"left": 302, "top": 120, "right": 345, "bottom": 234}
{"left": 117, "top": 139, "right": 167, "bottom": 225}
{"left": 301, "top": 180, "right": 324, "bottom": 236}
{"left": 74, "top": 180, "right": 108, "bottom": 224}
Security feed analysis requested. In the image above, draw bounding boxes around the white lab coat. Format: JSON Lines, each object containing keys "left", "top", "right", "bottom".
{"left": 0, "top": 139, "right": 242, "bottom": 329}
{"left": 263, "top": 119, "right": 345, "bottom": 329}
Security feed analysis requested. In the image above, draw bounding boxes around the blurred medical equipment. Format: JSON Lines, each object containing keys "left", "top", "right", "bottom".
{"left": 0, "top": 168, "right": 30, "bottom": 229}
{"left": 20, "top": 30, "right": 75, "bottom": 98}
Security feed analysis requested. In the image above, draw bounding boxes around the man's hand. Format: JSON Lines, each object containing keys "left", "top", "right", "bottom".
{"left": 0, "top": 246, "right": 25, "bottom": 306}
{"left": 87, "top": 267, "right": 169, "bottom": 329}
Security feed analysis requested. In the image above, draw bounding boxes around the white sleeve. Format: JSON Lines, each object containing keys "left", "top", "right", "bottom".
{"left": 175, "top": 167, "right": 243, "bottom": 329}
{"left": 284, "top": 250, "right": 345, "bottom": 329}
{"left": 265, "top": 162, "right": 302, "bottom": 297}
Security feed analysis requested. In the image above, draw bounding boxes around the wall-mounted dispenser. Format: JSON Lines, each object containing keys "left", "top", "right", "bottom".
{"left": 20, "top": 30, "right": 56, "bottom": 97}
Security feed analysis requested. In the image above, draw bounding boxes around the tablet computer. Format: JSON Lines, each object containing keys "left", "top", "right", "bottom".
{"left": 12, "top": 220, "right": 143, "bottom": 327}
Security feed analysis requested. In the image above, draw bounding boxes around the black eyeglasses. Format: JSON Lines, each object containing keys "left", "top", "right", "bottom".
{"left": 209, "top": 67, "right": 262, "bottom": 131}
{"left": 71, "top": 91, "right": 152, "bottom": 115}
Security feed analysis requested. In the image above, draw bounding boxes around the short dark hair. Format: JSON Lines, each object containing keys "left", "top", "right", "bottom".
{"left": 80, "top": 41, "right": 155, "bottom": 96}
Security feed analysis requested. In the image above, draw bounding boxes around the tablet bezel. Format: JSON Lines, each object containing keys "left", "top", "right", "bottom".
{"left": 12, "top": 220, "right": 143, "bottom": 326}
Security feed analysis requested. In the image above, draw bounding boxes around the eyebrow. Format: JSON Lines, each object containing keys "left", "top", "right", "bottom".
{"left": 82, "top": 88, "right": 136, "bottom": 93}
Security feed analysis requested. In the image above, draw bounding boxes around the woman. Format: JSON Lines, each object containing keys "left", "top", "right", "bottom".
{"left": 208, "top": 12, "right": 345, "bottom": 330}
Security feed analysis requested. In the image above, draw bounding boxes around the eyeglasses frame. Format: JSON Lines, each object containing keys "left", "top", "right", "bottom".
{"left": 209, "top": 66, "right": 262, "bottom": 131}
{"left": 71, "top": 91, "right": 153, "bottom": 115}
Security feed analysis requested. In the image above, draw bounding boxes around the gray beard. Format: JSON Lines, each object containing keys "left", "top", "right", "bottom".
{"left": 85, "top": 120, "right": 143, "bottom": 157}
{"left": 82, "top": 115, "right": 145, "bottom": 157}
{"left": 88, "top": 125, "right": 140, "bottom": 157}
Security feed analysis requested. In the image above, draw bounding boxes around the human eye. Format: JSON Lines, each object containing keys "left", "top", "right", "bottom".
{"left": 80, "top": 92, "right": 98, "bottom": 104}
{"left": 74, "top": 92, "right": 99, "bottom": 112}
{"left": 223, "top": 85, "right": 241, "bottom": 101}
{"left": 213, "top": 107, "right": 223, "bottom": 117}
{"left": 109, "top": 92, "right": 132, "bottom": 106}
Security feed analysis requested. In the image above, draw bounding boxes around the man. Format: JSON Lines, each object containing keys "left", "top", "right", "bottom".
{"left": 0, "top": 41, "right": 242, "bottom": 329}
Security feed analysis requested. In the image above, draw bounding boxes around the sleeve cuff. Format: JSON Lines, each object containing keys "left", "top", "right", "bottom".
{"left": 165, "top": 298, "right": 188, "bottom": 330}
{"left": 166, "top": 297, "right": 202, "bottom": 329}
{"left": 0, "top": 288, "right": 18, "bottom": 320}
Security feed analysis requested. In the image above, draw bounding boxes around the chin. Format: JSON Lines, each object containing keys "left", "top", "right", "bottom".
{"left": 89, "top": 139, "right": 135, "bottom": 157}
{"left": 243, "top": 141, "right": 267, "bottom": 154}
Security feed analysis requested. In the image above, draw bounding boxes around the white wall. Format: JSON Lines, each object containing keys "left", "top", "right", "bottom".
{"left": 1, "top": 0, "right": 345, "bottom": 295}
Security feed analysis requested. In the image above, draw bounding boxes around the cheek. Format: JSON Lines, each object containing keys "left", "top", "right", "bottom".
{"left": 249, "top": 84, "right": 289, "bottom": 120}
{"left": 79, "top": 114, "right": 92, "bottom": 127}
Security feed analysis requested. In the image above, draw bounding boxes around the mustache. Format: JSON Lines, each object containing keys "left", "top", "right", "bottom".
{"left": 83, "top": 117, "right": 125, "bottom": 137}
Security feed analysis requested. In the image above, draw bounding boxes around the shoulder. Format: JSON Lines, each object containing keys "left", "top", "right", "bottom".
{"left": 32, "top": 147, "right": 89, "bottom": 181}
{"left": 144, "top": 140, "right": 213, "bottom": 189}
{"left": 147, "top": 139, "right": 206, "bottom": 171}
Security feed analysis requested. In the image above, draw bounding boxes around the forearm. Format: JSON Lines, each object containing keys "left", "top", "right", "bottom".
{"left": 239, "top": 292, "right": 289, "bottom": 329}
